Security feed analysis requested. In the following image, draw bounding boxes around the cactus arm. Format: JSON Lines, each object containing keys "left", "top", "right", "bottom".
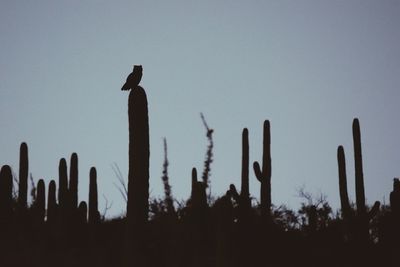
{"left": 253, "top": 162, "right": 262, "bottom": 182}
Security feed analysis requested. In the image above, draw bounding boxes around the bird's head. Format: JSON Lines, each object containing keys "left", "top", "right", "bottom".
{"left": 133, "top": 65, "right": 143, "bottom": 73}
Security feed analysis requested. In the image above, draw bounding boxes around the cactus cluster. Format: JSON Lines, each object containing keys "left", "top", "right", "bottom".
{"left": 0, "top": 68, "right": 398, "bottom": 266}
{"left": 0, "top": 142, "right": 100, "bottom": 227}
{"left": 337, "top": 118, "right": 380, "bottom": 243}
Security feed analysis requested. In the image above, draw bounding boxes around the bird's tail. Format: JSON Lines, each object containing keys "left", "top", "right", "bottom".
{"left": 121, "top": 82, "right": 130, "bottom": 91}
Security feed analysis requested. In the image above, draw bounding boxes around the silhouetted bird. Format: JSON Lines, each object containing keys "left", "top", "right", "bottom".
{"left": 121, "top": 65, "right": 143, "bottom": 91}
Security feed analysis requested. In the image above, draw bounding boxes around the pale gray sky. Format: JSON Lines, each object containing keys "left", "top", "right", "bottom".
{"left": 1, "top": 0, "right": 399, "bottom": 216}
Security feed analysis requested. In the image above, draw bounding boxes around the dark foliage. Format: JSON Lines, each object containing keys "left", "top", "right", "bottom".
{"left": 0, "top": 69, "right": 397, "bottom": 267}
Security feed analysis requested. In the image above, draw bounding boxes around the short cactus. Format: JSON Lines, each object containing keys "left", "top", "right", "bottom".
{"left": 190, "top": 167, "right": 207, "bottom": 209}
{"left": 35, "top": 179, "right": 46, "bottom": 223}
{"left": 390, "top": 178, "right": 400, "bottom": 216}
{"left": 89, "top": 167, "right": 100, "bottom": 224}
{"left": 0, "top": 165, "right": 13, "bottom": 219}
{"left": 78, "top": 201, "right": 87, "bottom": 224}
{"left": 47, "top": 180, "right": 57, "bottom": 223}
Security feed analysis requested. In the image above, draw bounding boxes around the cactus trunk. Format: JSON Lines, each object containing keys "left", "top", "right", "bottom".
{"left": 126, "top": 86, "right": 150, "bottom": 266}
{"left": 58, "top": 158, "right": 68, "bottom": 210}
{"left": 0, "top": 165, "right": 13, "bottom": 219}
{"left": 18, "top": 142, "right": 28, "bottom": 211}
{"left": 69, "top": 153, "right": 78, "bottom": 210}
{"left": 337, "top": 146, "right": 351, "bottom": 219}
{"left": 89, "top": 167, "right": 99, "bottom": 224}
{"left": 35, "top": 179, "right": 46, "bottom": 223}
{"left": 47, "top": 180, "right": 57, "bottom": 223}
{"left": 241, "top": 128, "right": 250, "bottom": 209}
{"left": 253, "top": 120, "right": 272, "bottom": 216}
{"left": 127, "top": 86, "right": 149, "bottom": 224}
{"left": 78, "top": 201, "right": 87, "bottom": 224}
{"left": 352, "top": 119, "right": 366, "bottom": 216}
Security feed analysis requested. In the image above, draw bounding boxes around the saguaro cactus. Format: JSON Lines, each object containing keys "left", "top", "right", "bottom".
{"left": 0, "top": 165, "right": 13, "bottom": 219}
{"left": 390, "top": 178, "right": 400, "bottom": 216}
{"left": 229, "top": 128, "right": 251, "bottom": 220}
{"left": 126, "top": 85, "right": 149, "bottom": 267}
{"left": 337, "top": 146, "right": 352, "bottom": 220}
{"left": 47, "top": 180, "right": 57, "bottom": 223}
{"left": 78, "top": 201, "right": 88, "bottom": 224}
{"left": 58, "top": 158, "right": 68, "bottom": 210}
{"left": 69, "top": 153, "right": 79, "bottom": 209}
{"left": 35, "top": 179, "right": 46, "bottom": 223}
{"left": 241, "top": 128, "right": 250, "bottom": 209}
{"left": 18, "top": 142, "right": 28, "bottom": 210}
{"left": 89, "top": 167, "right": 99, "bottom": 224}
{"left": 253, "top": 120, "right": 272, "bottom": 216}
{"left": 337, "top": 118, "right": 380, "bottom": 242}
{"left": 127, "top": 85, "right": 150, "bottom": 224}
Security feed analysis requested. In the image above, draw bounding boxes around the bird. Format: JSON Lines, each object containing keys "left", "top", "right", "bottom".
{"left": 121, "top": 65, "right": 143, "bottom": 91}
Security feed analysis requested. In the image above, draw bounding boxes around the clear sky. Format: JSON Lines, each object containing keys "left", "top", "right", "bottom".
{"left": 1, "top": 0, "right": 399, "bottom": 217}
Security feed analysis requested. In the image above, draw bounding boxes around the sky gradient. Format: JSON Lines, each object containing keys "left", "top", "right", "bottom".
{"left": 1, "top": 0, "right": 400, "bottom": 217}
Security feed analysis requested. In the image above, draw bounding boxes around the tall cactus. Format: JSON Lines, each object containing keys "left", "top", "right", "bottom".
{"left": 47, "top": 180, "right": 57, "bottom": 223}
{"left": 229, "top": 128, "right": 251, "bottom": 220}
{"left": 127, "top": 85, "right": 150, "bottom": 224}
{"left": 126, "top": 85, "right": 149, "bottom": 267}
{"left": 241, "top": 128, "right": 250, "bottom": 209}
{"left": 69, "top": 153, "right": 78, "bottom": 209}
{"left": 89, "top": 167, "right": 99, "bottom": 224}
{"left": 253, "top": 120, "right": 272, "bottom": 216}
{"left": 58, "top": 158, "right": 68, "bottom": 210}
{"left": 337, "top": 118, "right": 380, "bottom": 242}
{"left": 18, "top": 142, "right": 28, "bottom": 211}
{"left": 353, "top": 119, "right": 366, "bottom": 216}
{"left": 0, "top": 165, "right": 13, "bottom": 219}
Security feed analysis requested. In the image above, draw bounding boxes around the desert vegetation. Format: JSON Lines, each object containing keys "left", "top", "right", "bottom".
{"left": 0, "top": 84, "right": 399, "bottom": 267}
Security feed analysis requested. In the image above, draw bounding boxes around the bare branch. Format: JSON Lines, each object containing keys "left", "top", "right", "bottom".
{"left": 102, "top": 194, "right": 113, "bottom": 220}
{"left": 111, "top": 163, "right": 128, "bottom": 203}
